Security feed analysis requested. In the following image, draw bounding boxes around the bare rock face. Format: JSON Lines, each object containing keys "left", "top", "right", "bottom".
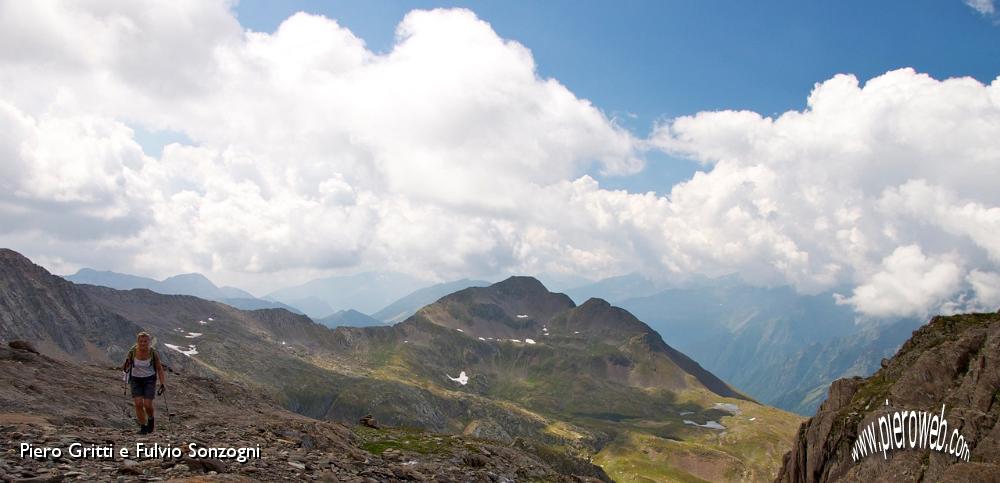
{"left": 0, "top": 249, "right": 140, "bottom": 363}
{"left": 776, "top": 312, "right": 1000, "bottom": 482}
{"left": 8, "top": 340, "right": 38, "bottom": 354}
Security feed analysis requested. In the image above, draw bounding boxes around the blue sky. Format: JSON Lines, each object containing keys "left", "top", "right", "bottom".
{"left": 232, "top": 0, "right": 1000, "bottom": 192}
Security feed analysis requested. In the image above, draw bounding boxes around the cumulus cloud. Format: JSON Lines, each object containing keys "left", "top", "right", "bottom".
{"left": 0, "top": 1, "right": 998, "bottom": 317}
{"left": 0, "top": 2, "right": 640, "bottom": 288}
{"left": 835, "top": 246, "right": 963, "bottom": 318}
{"left": 650, "top": 69, "right": 1000, "bottom": 316}
{"left": 965, "top": 0, "right": 996, "bottom": 16}
{"left": 968, "top": 270, "right": 1000, "bottom": 309}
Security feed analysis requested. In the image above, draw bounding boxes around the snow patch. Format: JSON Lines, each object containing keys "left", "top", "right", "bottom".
{"left": 446, "top": 371, "right": 469, "bottom": 385}
{"left": 683, "top": 420, "right": 725, "bottom": 430}
{"left": 456, "top": 328, "right": 464, "bottom": 332}
{"left": 207, "top": 317, "right": 214, "bottom": 321}
{"left": 525, "top": 338, "right": 536, "bottom": 344}
{"left": 478, "top": 337, "right": 486, "bottom": 341}
{"left": 185, "top": 332, "right": 202, "bottom": 338}
{"left": 165, "top": 343, "right": 198, "bottom": 357}
{"left": 510, "top": 339, "right": 521, "bottom": 343}
{"left": 679, "top": 411, "right": 694, "bottom": 416}
{"left": 516, "top": 314, "right": 529, "bottom": 319}
{"left": 198, "top": 320, "right": 207, "bottom": 325}
{"left": 713, "top": 403, "right": 740, "bottom": 415}
{"left": 749, "top": 417, "right": 756, "bottom": 421}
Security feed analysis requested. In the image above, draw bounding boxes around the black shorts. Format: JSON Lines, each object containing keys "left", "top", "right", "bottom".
{"left": 130, "top": 375, "right": 157, "bottom": 399}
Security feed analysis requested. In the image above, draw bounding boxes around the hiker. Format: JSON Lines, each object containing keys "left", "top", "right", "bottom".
{"left": 121, "top": 331, "right": 166, "bottom": 434}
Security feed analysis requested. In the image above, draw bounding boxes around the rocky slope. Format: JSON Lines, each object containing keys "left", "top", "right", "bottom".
{"left": 775, "top": 312, "right": 1000, "bottom": 482}
{"left": 0, "top": 249, "right": 140, "bottom": 363}
{"left": 0, "top": 343, "right": 609, "bottom": 481}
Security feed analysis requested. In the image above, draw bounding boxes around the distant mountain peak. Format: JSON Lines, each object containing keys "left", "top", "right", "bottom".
{"left": 165, "top": 272, "right": 212, "bottom": 282}
{"left": 315, "top": 308, "right": 382, "bottom": 328}
{"left": 265, "top": 271, "right": 431, "bottom": 316}
{"left": 63, "top": 267, "right": 257, "bottom": 303}
{"left": 579, "top": 297, "right": 612, "bottom": 309}
{"left": 491, "top": 276, "right": 550, "bottom": 295}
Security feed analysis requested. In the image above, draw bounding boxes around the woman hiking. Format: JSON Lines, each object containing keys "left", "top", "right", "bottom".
{"left": 121, "top": 331, "right": 166, "bottom": 434}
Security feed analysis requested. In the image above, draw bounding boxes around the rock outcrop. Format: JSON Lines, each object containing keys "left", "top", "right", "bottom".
{"left": 776, "top": 312, "right": 1000, "bottom": 482}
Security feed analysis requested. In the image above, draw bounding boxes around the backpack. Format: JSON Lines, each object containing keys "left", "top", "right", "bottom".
{"left": 124, "top": 345, "right": 159, "bottom": 381}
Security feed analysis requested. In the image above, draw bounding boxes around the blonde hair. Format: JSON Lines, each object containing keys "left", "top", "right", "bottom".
{"left": 136, "top": 331, "right": 151, "bottom": 342}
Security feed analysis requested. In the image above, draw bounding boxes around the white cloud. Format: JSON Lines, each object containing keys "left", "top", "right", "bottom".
{"left": 835, "top": 245, "right": 963, "bottom": 318}
{"left": 0, "top": 2, "right": 640, "bottom": 290}
{"left": 965, "top": 0, "right": 996, "bottom": 16}
{"left": 0, "top": 2, "right": 998, "bottom": 317}
{"left": 649, "top": 69, "right": 1000, "bottom": 316}
{"left": 968, "top": 270, "right": 1000, "bottom": 309}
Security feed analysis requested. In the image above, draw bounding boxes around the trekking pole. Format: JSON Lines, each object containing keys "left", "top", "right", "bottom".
{"left": 122, "top": 371, "right": 131, "bottom": 421}
{"left": 158, "top": 385, "right": 170, "bottom": 431}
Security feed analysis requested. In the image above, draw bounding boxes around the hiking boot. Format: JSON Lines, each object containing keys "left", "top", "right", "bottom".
{"left": 146, "top": 416, "right": 155, "bottom": 433}
{"left": 137, "top": 422, "right": 150, "bottom": 434}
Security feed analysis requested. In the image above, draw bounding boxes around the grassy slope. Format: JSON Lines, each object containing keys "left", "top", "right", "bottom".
{"left": 594, "top": 391, "right": 803, "bottom": 482}
{"left": 361, "top": 321, "right": 803, "bottom": 482}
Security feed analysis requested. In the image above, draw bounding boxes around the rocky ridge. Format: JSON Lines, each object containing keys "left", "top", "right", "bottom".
{"left": 0, "top": 249, "right": 140, "bottom": 363}
{"left": 775, "top": 312, "right": 1000, "bottom": 482}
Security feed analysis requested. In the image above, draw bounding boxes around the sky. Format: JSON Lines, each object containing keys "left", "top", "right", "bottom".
{"left": 0, "top": 0, "right": 999, "bottom": 318}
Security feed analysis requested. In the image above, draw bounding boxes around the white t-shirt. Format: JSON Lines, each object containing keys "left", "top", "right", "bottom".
{"left": 131, "top": 356, "right": 156, "bottom": 378}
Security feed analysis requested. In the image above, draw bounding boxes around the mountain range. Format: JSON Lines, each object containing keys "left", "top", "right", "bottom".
{"left": 64, "top": 267, "right": 490, "bottom": 327}
{"left": 63, "top": 268, "right": 303, "bottom": 314}
{"left": 60, "top": 264, "right": 926, "bottom": 419}
{"left": 0, "top": 249, "right": 801, "bottom": 482}
{"left": 265, "top": 271, "right": 431, "bottom": 318}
